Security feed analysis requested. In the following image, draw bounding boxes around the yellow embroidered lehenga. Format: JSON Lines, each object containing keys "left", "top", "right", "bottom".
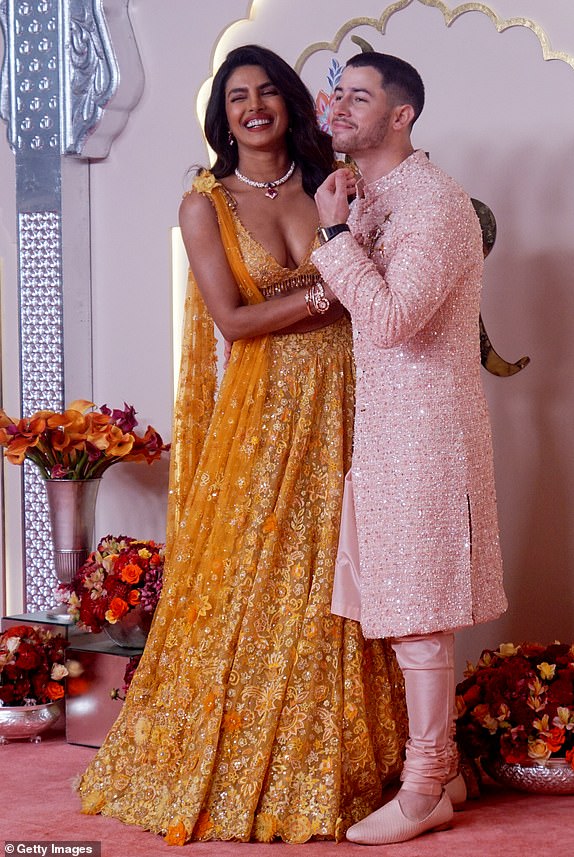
{"left": 78, "top": 173, "right": 407, "bottom": 844}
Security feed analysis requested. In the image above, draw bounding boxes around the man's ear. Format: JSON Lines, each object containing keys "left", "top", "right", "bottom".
{"left": 393, "top": 103, "right": 415, "bottom": 130}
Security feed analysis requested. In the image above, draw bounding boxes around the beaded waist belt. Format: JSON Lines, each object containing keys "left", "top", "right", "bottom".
{"left": 260, "top": 271, "right": 321, "bottom": 299}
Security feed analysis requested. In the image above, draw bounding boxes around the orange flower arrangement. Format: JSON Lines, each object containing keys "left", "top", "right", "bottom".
{"left": 0, "top": 399, "right": 169, "bottom": 480}
{"left": 60, "top": 535, "right": 164, "bottom": 634}
{"left": 456, "top": 642, "right": 574, "bottom": 768}
{"left": 0, "top": 625, "right": 69, "bottom": 706}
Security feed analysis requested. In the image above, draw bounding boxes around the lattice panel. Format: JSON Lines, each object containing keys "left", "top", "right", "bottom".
{"left": 18, "top": 209, "right": 63, "bottom": 609}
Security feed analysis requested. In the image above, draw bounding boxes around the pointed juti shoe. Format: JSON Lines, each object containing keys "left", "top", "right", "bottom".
{"left": 345, "top": 790, "right": 454, "bottom": 845}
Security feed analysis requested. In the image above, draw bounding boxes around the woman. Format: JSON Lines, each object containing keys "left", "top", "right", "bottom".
{"left": 78, "top": 45, "right": 407, "bottom": 845}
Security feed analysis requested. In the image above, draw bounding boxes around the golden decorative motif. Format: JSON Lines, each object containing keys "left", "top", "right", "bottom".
{"left": 192, "top": 170, "right": 220, "bottom": 195}
{"left": 295, "top": 1, "right": 574, "bottom": 73}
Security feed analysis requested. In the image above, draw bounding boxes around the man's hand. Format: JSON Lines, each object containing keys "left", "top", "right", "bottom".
{"left": 315, "top": 168, "right": 356, "bottom": 227}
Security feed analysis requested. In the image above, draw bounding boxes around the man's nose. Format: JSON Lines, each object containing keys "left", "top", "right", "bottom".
{"left": 334, "top": 94, "right": 350, "bottom": 114}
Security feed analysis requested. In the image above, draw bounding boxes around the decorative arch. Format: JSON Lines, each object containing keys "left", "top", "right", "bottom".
{"left": 199, "top": 1, "right": 574, "bottom": 129}
{"left": 294, "top": 0, "right": 574, "bottom": 73}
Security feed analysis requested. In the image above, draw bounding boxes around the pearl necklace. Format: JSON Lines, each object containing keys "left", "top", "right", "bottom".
{"left": 234, "top": 160, "right": 296, "bottom": 199}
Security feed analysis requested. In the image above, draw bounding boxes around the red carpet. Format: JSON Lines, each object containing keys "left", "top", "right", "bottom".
{"left": 1, "top": 727, "right": 573, "bottom": 856}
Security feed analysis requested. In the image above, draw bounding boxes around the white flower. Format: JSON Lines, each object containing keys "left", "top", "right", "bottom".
{"left": 65, "top": 659, "right": 84, "bottom": 678}
{"left": 51, "top": 663, "right": 69, "bottom": 680}
{"left": 498, "top": 642, "right": 519, "bottom": 658}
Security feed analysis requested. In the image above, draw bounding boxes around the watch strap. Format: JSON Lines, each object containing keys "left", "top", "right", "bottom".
{"left": 317, "top": 223, "right": 351, "bottom": 244}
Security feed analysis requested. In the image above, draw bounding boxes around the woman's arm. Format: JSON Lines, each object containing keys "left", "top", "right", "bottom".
{"left": 179, "top": 191, "right": 330, "bottom": 341}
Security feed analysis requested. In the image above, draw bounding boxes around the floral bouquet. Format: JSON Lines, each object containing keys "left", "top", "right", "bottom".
{"left": 456, "top": 642, "right": 574, "bottom": 768}
{"left": 0, "top": 625, "right": 69, "bottom": 706}
{"left": 60, "top": 535, "right": 164, "bottom": 634}
{"left": 0, "top": 400, "right": 169, "bottom": 480}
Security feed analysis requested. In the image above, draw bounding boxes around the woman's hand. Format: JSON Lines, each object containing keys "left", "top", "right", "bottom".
{"left": 223, "top": 338, "right": 233, "bottom": 368}
{"left": 271, "top": 282, "right": 344, "bottom": 335}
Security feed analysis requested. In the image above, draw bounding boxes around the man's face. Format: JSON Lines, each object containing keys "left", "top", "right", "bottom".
{"left": 330, "top": 64, "right": 394, "bottom": 156}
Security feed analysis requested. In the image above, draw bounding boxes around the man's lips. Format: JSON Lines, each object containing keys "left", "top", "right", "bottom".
{"left": 332, "top": 119, "right": 354, "bottom": 131}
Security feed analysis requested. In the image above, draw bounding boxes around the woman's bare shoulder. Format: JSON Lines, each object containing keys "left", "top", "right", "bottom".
{"left": 178, "top": 184, "right": 217, "bottom": 233}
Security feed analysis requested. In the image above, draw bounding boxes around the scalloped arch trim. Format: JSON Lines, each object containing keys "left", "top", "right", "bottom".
{"left": 294, "top": 0, "right": 574, "bottom": 73}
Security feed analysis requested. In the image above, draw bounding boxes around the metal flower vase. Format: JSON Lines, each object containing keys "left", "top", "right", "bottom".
{"left": 103, "top": 604, "right": 151, "bottom": 649}
{"left": 484, "top": 757, "right": 574, "bottom": 795}
{"left": 0, "top": 701, "right": 62, "bottom": 744}
{"left": 44, "top": 478, "right": 101, "bottom": 585}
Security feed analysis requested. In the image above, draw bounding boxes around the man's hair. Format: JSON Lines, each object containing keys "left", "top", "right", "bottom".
{"left": 346, "top": 51, "right": 425, "bottom": 125}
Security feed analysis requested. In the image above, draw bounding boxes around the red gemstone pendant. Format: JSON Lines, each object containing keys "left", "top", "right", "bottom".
{"left": 265, "top": 185, "right": 278, "bottom": 200}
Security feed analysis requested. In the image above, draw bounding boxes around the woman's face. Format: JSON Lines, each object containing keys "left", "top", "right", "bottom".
{"left": 224, "top": 64, "right": 290, "bottom": 151}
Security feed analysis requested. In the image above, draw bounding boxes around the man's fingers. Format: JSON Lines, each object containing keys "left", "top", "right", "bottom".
{"left": 315, "top": 168, "right": 352, "bottom": 225}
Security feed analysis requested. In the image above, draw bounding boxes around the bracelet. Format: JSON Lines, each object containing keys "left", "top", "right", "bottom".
{"left": 305, "top": 281, "right": 330, "bottom": 316}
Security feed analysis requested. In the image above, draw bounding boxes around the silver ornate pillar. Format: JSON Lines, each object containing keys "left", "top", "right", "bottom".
{"left": 0, "top": 0, "right": 143, "bottom": 610}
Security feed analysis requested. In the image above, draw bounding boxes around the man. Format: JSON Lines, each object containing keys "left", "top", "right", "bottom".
{"left": 312, "top": 52, "right": 507, "bottom": 845}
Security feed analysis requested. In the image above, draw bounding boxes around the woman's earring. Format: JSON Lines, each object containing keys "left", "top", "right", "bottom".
{"left": 228, "top": 130, "right": 235, "bottom": 146}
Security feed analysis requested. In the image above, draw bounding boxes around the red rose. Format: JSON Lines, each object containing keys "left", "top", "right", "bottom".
{"left": 128, "top": 589, "right": 141, "bottom": 606}
{"left": 46, "top": 681, "right": 65, "bottom": 701}
{"left": 546, "top": 727, "right": 566, "bottom": 753}
{"left": 14, "top": 641, "right": 41, "bottom": 670}
{"left": 106, "top": 597, "right": 129, "bottom": 622}
{"left": 463, "top": 683, "right": 483, "bottom": 709}
{"left": 120, "top": 563, "right": 142, "bottom": 585}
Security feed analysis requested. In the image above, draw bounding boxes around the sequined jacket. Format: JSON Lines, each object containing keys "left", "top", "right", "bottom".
{"left": 312, "top": 150, "right": 507, "bottom": 638}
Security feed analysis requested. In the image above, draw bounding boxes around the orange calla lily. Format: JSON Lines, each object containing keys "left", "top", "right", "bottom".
{"left": 67, "top": 399, "right": 96, "bottom": 413}
{"left": 4, "top": 435, "right": 41, "bottom": 464}
{"left": 19, "top": 415, "right": 48, "bottom": 436}
{"left": 0, "top": 401, "right": 169, "bottom": 479}
{"left": 85, "top": 412, "right": 113, "bottom": 432}
{"left": 101, "top": 425, "right": 135, "bottom": 457}
{"left": 46, "top": 409, "right": 89, "bottom": 433}
{"left": 48, "top": 427, "right": 76, "bottom": 453}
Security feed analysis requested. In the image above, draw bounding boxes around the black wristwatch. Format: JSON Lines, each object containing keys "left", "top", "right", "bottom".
{"left": 317, "top": 223, "right": 351, "bottom": 245}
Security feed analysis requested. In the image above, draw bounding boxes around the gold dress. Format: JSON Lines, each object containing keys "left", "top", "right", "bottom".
{"left": 78, "top": 173, "right": 407, "bottom": 845}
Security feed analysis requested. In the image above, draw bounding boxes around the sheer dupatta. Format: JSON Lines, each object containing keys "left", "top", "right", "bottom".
{"left": 164, "top": 171, "right": 270, "bottom": 592}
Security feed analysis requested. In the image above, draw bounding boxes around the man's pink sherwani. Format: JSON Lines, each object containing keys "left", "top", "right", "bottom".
{"left": 312, "top": 150, "right": 507, "bottom": 639}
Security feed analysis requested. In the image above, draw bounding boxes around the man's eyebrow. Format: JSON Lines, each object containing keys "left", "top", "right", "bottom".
{"left": 334, "top": 85, "right": 374, "bottom": 96}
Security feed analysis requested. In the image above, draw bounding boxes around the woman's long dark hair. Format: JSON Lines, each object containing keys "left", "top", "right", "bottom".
{"left": 204, "top": 44, "right": 333, "bottom": 197}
